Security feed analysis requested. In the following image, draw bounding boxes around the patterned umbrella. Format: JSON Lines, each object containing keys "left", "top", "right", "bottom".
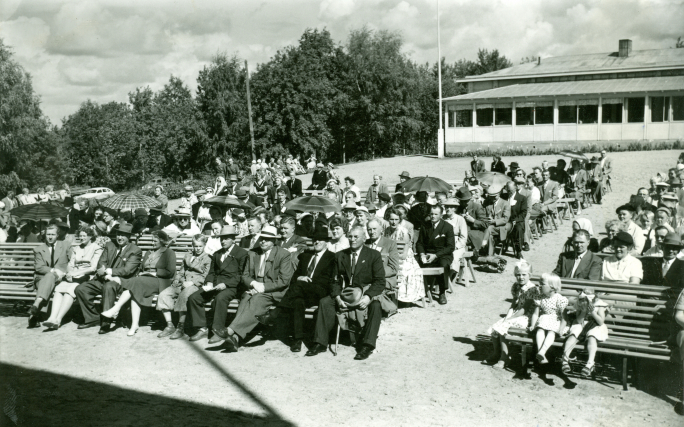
{"left": 397, "top": 176, "right": 453, "bottom": 193}
{"left": 559, "top": 150, "right": 589, "bottom": 162}
{"left": 285, "top": 196, "right": 342, "bottom": 213}
{"left": 9, "top": 204, "right": 68, "bottom": 221}
{"left": 204, "top": 195, "right": 251, "bottom": 209}
{"left": 100, "top": 194, "right": 160, "bottom": 210}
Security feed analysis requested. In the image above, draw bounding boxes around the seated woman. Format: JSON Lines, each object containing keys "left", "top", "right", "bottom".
{"left": 35, "top": 187, "right": 49, "bottom": 204}
{"left": 384, "top": 208, "right": 425, "bottom": 305}
{"left": 46, "top": 185, "right": 61, "bottom": 204}
{"left": 485, "top": 260, "right": 538, "bottom": 367}
{"left": 204, "top": 220, "right": 224, "bottom": 256}
{"left": 43, "top": 226, "right": 103, "bottom": 329}
{"left": 327, "top": 218, "right": 349, "bottom": 253}
{"left": 562, "top": 219, "right": 599, "bottom": 253}
{"left": 442, "top": 199, "right": 468, "bottom": 275}
{"left": 101, "top": 230, "right": 176, "bottom": 336}
{"left": 559, "top": 288, "right": 609, "bottom": 377}
{"left": 598, "top": 219, "right": 623, "bottom": 253}
{"left": 324, "top": 179, "right": 342, "bottom": 203}
{"left": 530, "top": 273, "right": 568, "bottom": 364}
{"left": 601, "top": 231, "right": 642, "bottom": 284}
{"left": 155, "top": 234, "right": 211, "bottom": 339}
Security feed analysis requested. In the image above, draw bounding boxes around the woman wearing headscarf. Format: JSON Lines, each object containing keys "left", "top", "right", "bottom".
{"left": 563, "top": 218, "right": 599, "bottom": 253}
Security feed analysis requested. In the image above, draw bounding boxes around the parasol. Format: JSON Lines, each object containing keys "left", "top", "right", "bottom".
{"left": 559, "top": 150, "right": 589, "bottom": 162}
{"left": 100, "top": 194, "right": 161, "bottom": 210}
{"left": 204, "top": 195, "right": 252, "bottom": 209}
{"left": 285, "top": 196, "right": 342, "bottom": 213}
{"left": 397, "top": 176, "right": 452, "bottom": 193}
{"left": 8, "top": 204, "right": 68, "bottom": 222}
{"left": 474, "top": 172, "right": 512, "bottom": 193}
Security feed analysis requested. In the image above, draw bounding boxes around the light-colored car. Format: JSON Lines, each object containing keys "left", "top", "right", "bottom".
{"left": 74, "top": 187, "right": 115, "bottom": 201}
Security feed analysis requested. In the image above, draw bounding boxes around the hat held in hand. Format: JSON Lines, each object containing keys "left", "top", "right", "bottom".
{"left": 340, "top": 287, "right": 364, "bottom": 307}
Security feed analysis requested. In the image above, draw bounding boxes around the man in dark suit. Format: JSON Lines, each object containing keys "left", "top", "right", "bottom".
{"left": 219, "top": 225, "right": 294, "bottom": 350}
{"left": 27, "top": 224, "right": 70, "bottom": 328}
{"left": 286, "top": 170, "right": 303, "bottom": 198}
{"left": 146, "top": 205, "right": 172, "bottom": 232}
{"left": 552, "top": 229, "right": 602, "bottom": 280}
{"left": 74, "top": 223, "right": 142, "bottom": 333}
{"left": 657, "top": 233, "right": 684, "bottom": 290}
{"left": 185, "top": 225, "right": 249, "bottom": 342}
{"left": 395, "top": 171, "right": 411, "bottom": 193}
{"left": 416, "top": 205, "right": 456, "bottom": 305}
{"left": 505, "top": 181, "right": 528, "bottom": 258}
{"left": 239, "top": 217, "right": 262, "bottom": 250}
{"left": 471, "top": 154, "right": 486, "bottom": 174}
{"left": 271, "top": 188, "right": 290, "bottom": 217}
{"left": 257, "top": 227, "right": 336, "bottom": 352}
{"left": 306, "top": 225, "right": 386, "bottom": 360}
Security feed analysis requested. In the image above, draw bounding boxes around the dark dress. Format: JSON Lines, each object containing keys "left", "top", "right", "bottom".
{"left": 122, "top": 247, "right": 176, "bottom": 307}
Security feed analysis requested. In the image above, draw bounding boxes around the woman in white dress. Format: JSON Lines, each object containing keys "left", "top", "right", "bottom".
{"left": 442, "top": 198, "right": 468, "bottom": 273}
{"left": 384, "top": 208, "right": 425, "bottom": 305}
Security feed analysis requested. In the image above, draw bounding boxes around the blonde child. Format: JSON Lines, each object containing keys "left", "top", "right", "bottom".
{"left": 530, "top": 273, "right": 568, "bottom": 364}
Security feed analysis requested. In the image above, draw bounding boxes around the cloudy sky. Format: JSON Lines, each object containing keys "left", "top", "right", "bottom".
{"left": 2, "top": 0, "right": 682, "bottom": 124}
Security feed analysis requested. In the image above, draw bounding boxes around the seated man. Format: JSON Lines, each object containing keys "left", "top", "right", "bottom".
{"left": 644, "top": 225, "right": 672, "bottom": 256}
{"left": 146, "top": 205, "right": 172, "bottom": 232}
{"left": 163, "top": 208, "right": 201, "bottom": 237}
{"left": 416, "top": 205, "right": 455, "bottom": 305}
{"left": 256, "top": 227, "right": 336, "bottom": 352}
{"left": 28, "top": 224, "right": 70, "bottom": 328}
{"left": 74, "top": 223, "right": 142, "bottom": 333}
{"left": 552, "top": 229, "right": 603, "bottom": 280}
{"left": 658, "top": 233, "right": 684, "bottom": 289}
{"left": 220, "top": 225, "right": 293, "bottom": 350}
{"left": 278, "top": 216, "right": 308, "bottom": 269}
{"left": 306, "top": 226, "right": 386, "bottom": 360}
{"left": 286, "top": 170, "right": 303, "bottom": 198}
{"left": 481, "top": 187, "right": 511, "bottom": 257}
{"left": 239, "top": 216, "right": 263, "bottom": 250}
{"left": 538, "top": 169, "right": 560, "bottom": 218}
{"left": 185, "top": 225, "right": 249, "bottom": 342}
{"left": 396, "top": 171, "right": 411, "bottom": 193}
{"left": 366, "top": 218, "right": 399, "bottom": 308}
{"left": 271, "top": 188, "right": 290, "bottom": 216}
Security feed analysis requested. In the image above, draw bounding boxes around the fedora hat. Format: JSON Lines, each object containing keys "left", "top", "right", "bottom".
{"left": 443, "top": 198, "right": 460, "bottom": 207}
{"left": 355, "top": 206, "right": 369, "bottom": 214}
{"left": 173, "top": 207, "right": 192, "bottom": 217}
{"left": 216, "top": 224, "right": 238, "bottom": 237}
{"left": 149, "top": 205, "right": 163, "bottom": 213}
{"left": 342, "top": 201, "right": 358, "bottom": 210}
{"left": 257, "top": 225, "right": 280, "bottom": 240}
{"left": 116, "top": 222, "right": 134, "bottom": 235}
{"left": 509, "top": 161, "right": 519, "bottom": 168}
{"left": 662, "top": 232, "right": 682, "bottom": 248}
{"left": 398, "top": 171, "right": 411, "bottom": 179}
{"left": 364, "top": 202, "right": 378, "bottom": 212}
{"left": 235, "top": 189, "right": 248, "bottom": 198}
{"left": 340, "top": 287, "right": 364, "bottom": 307}
{"left": 612, "top": 231, "right": 634, "bottom": 247}
{"left": 455, "top": 187, "right": 472, "bottom": 201}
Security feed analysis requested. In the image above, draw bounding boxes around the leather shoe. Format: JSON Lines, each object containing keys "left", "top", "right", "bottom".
{"left": 98, "top": 323, "right": 111, "bottom": 334}
{"left": 224, "top": 333, "right": 239, "bottom": 352}
{"left": 522, "top": 243, "right": 530, "bottom": 252}
{"left": 290, "top": 339, "right": 303, "bottom": 353}
{"left": 212, "top": 327, "right": 228, "bottom": 339}
{"left": 208, "top": 334, "right": 225, "bottom": 344}
{"left": 27, "top": 305, "right": 40, "bottom": 317}
{"left": 305, "top": 343, "right": 326, "bottom": 357}
{"left": 189, "top": 329, "right": 208, "bottom": 342}
{"left": 438, "top": 293, "right": 447, "bottom": 305}
{"left": 255, "top": 312, "right": 275, "bottom": 327}
{"left": 354, "top": 344, "right": 374, "bottom": 360}
{"left": 169, "top": 328, "right": 187, "bottom": 340}
{"left": 78, "top": 321, "right": 99, "bottom": 330}
{"left": 157, "top": 325, "right": 176, "bottom": 338}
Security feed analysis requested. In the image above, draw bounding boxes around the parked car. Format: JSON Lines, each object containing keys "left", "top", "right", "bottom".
{"left": 74, "top": 187, "right": 116, "bottom": 201}
{"left": 142, "top": 178, "right": 173, "bottom": 191}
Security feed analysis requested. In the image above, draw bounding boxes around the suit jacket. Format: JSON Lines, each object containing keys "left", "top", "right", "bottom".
{"left": 242, "top": 246, "right": 294, "bottom": 301}
{"left": 416, "top": 220, "right": 456, "bottom": 263}
{"left": 483, "top": 198, "right": 511, "bottom": 240}
{"left": 552, "top": 250, "right": 603, "bottom": 280}
{"left": 491, "top": 161, "right": 506, "bottom": 174}
{"left": 291, "top": 249, "right": 337, "bottom": 296}
{"left": 508, "top": 192, "right": 528, "bottom": 223}
{"left": 140, "top": 247, "right": 177, "bottom": 293}
{"left": 366, "top": 183, "right": 389, "bottom": 203}
{"left": 34, "top": 241, "right": 70, "bottom": 282}
{"left": 271, "top": 202, "right": 288, "bottom": 217}
{"left": 267, "top": 185, "right": 291, "bottom": 205}
{"left": 239, "top": 234, "right": 261, "bottom": 250}
{"left": 331, "top": 246, "right": 385, "bottom": 298}
{"left": 471, "top": 159, "right": 486, "bottom": 173}
{"left": 465, "top": 199, "right": 488, "bottom": 230}
{"left": 539, "top": 180, "right": 560, "bottom": 206}
{"left": 97, "top": 241, "right": 143, "bottom": 279}
{"left": 279, "top": 233, "right": 309, "bottom": 269}
{"left": 174, "top": 252, "right": 211, "bottom": 286}
{"left": 286, "top": 178, "right": 303, "bottom": 198}
{"left": 407, "top": 202, "right": 431, "bottom": 231}
{"left": 365, "top": 236, "right": 399, "bottom": 291}
{"left": 659, "top": 258, "right": 684, "bottom": 290}
{"left": 205, "top": 244, "right": 249, "bottom": 288}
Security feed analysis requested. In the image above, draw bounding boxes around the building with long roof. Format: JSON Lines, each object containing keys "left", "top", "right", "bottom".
{"left": 442, "top": 40, "right": 684, "bottom": 151}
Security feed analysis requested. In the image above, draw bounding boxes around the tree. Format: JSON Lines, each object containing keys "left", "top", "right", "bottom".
{"left": 473, "top": 48, "right": 513, "bottom": 74}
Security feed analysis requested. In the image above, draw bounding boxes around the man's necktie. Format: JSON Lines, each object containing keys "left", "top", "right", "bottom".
{"left": 307, "top": 256, "right": 316, "bottom": 277}
{"left": 351, "top": 251, "right": 357, "bottom": 274}
{"left": 49, "top": 244, "right": 55, "bottom": 267}
{"left": 258, "top": 253, "right": 267, "bottom": 276}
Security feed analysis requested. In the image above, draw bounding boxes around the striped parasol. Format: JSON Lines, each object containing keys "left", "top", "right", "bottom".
{"left": 285, "top": 196, "right": 341, "bottom": 213}
{"left": 9, "top": 204, "right": 68, "bottom": 221}
{"left": 204, "top": 195, "right": 252, "bottom": 209}
{"left": 100, "top": 194, "right": 161, "bottom": 210}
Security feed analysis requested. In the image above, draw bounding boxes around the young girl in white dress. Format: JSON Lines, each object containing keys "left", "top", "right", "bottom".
{"left": 559, "top": 288, "right": 609, "bottom": 377}
{"left": 530, "top": 273, "right": 568, "bottom": 364}
{"left": 485, "top": 260, "right": 538, "bottom": 367}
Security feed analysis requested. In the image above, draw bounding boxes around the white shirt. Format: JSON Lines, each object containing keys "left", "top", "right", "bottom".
{"left": 220, "top": 244, "right": 235, "bottom": 263}
{"left": 624, "top": 221, "right": 646, "bottom": 254}
{"left": 258, "top": 249, "right": 272, "bottom": 276}
{"left": 205, "top": 237, "right": 222, "bottom": 256}
{"left": 570, "top": 250, "right": 587, "bottom": 278}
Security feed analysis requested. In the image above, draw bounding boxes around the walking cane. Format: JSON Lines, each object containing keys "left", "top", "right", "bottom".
{"left": 333, "top": 324, "right": 340, "bottom": 356}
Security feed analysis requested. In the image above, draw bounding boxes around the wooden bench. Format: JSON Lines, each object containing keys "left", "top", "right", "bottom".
{"left": 557, "top": 197, "right": 576, "bottom": 221}
{"left": 0, "top": 243, "right": 42, "bottom": 301}
{"left": 504, "top": 276, "right": 680, "bottom": 398}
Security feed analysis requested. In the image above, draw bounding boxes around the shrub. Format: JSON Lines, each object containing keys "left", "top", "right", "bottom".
{"left": 0, "top": 172, "right": 26, "bottom": 198}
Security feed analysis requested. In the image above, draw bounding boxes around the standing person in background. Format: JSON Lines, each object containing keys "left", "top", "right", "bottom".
{"left": 396, "top": 171, "right": 411, "bottom": 193}
{"left": 154, "top": 185, "right": 169, "bottom": 214}
{"left": 507, "top": 162, "right": 521, "bottom": 180}
{"left": 471, "top": 155, "right": 486, "bottom": 174}
{"left": 366, "top": 175, "right": 388, "bottom": 204}
{"left": 491, "top": 155, "right": 506, "bottom": 174}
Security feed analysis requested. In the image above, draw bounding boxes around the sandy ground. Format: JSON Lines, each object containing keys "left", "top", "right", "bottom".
{"left": 1, "top": 150, "right": 683, "bottom": 427}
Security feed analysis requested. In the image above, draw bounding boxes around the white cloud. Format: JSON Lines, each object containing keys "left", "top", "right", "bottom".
{"left": 319, "top": 0, "right": 356, "bottom": 20}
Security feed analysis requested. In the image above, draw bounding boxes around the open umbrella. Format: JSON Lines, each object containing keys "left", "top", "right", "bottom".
{"left": 474, "top": 172, "right": 511, "bottom": 193}
{"left": 397, "top": 176, "right": 452, "bottom": 193}
{"left": 285, "top": 196, "right": 341, "bottom": 213}
{"left": 559, "top": 150, "right": 589, "bottom": 162}
{"left": 9, "top": 204, "right": 68, "bottom": 221}
{"left": 204, "top": 195, "right": 251, "bottom": 209}
{"left": 100, "top": 194, "right": 161, "bottom": 211}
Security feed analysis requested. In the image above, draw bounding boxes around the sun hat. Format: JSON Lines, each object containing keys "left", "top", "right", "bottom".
{"left": 257, "top": 225, "right": 280, "bottom": 240}
{"left": 612, "top": 231, "right": 634, "bottom": 247}
{"left": 398, "top": 171, "right": 411, "bottom": 179}
{"left": 217, "top": 224, "right": 238, "bottom": 237}
{"left": 443, "top": 198, "right": 460, "bottom": 207}
{"left": 173, "top": 207, "right": 192, "bottom": 217}
{"left": 355, "top": 206, "right": 369, "bottom": 214}
{"left": 340, "top": 287, "right": 364, "bottom": 307}
{"left": 661, "top": 192, "right": 678, "bottom": 201}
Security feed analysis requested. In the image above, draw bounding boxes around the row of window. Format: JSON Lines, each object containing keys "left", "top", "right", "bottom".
{"left": 449, "top": 96, "right": 684, "bottom": 127}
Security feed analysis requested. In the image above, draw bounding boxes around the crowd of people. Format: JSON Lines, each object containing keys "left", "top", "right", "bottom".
{"left": 2, "top": 151, "right": 684, "bottom": 370}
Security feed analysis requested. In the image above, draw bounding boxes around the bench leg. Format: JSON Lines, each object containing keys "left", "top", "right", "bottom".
{"left": 521, "top": 343, "right": 527, "bottom": 371}
{"left": 467, "top": 259, "right": 477, "bottom": 284}
{"left": 622, "top": 357, "right": 629, "bottom": 391}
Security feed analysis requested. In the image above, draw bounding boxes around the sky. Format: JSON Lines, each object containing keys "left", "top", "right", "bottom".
{"left": 2, "top": 0, "right": 683, "bottom": 125}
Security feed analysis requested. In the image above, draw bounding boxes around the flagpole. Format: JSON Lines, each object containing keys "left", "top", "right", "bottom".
{"left": 437, "top": 0, "right": 444, "bottom": 158}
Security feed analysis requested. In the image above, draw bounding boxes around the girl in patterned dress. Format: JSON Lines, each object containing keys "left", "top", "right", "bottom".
{"left": 559, "top": 288, "right": 609, "bottom": 377}
{"left": 484, "top": 260, "right": 539, "bottom": 366}
{"left": 530, "top": 273, "right": 568, "bottom": 364}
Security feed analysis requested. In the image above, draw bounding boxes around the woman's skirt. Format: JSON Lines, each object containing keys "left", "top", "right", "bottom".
{"left": 397, "top": 250, "right": 425, "bottom": 303}
{"left": 488, "top": 315, "right": 530, "bottom": 336}
{"left": 563, "top": 321, "right": 609, "bottom": 342}
{"left": 122, "top": 276, "right": 168, "bottom": 307}
{"left": 54, "top": 281, "right": 80, "bottom": 299}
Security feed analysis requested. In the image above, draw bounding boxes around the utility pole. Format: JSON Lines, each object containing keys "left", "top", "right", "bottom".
{"left": 437, "top": 0, "right": 445, "bottom": 158}
{"left": 245, "top": 60, "right": 256, "bottom": 161}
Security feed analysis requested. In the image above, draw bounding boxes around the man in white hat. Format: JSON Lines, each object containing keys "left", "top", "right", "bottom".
{"left": 219, "top": 225, "right": 294, "bottom": 351}
{"left": 180, "top": 185, "right": 198, "bottom": 210}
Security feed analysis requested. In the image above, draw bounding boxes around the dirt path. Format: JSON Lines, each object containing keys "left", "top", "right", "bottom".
{"left": 1, "top": 150, "right": 682, "bottom": 426}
